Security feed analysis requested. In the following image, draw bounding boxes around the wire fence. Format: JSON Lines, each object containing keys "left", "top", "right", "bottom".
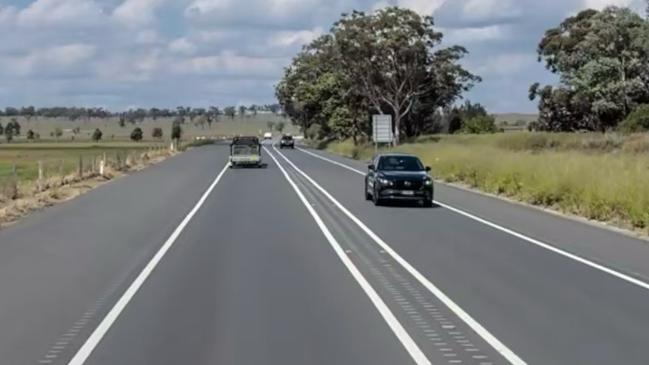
{"left": 0, "top": 146, "right": 169, "bottom": 202}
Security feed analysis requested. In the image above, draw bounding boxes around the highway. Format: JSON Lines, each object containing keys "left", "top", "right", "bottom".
{"left": 1, "top": 142, "right": 649, "bottom": 364}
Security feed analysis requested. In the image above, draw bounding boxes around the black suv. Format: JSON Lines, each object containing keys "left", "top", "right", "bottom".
{"left": 279, "top": 135, "right": 295, "bottom": 149}
{"left": 365, "top": 154, "right": 433, "bottom": 207}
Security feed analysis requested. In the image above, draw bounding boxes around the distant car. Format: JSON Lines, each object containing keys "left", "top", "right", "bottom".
{"left": 263, "top": 132, "right": 273, "bottom": 140}
{"left": 279, "top": 135, "right": 294, "bottom": 149}
{"left": 365, "top": 153, "right": 433, "bottom": 207}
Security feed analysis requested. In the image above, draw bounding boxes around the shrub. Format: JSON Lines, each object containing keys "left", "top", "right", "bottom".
{"left": 130, "top": 127, "right": 143, "bottom": 142}
{"left": 171, "top": 122, "right": 182, "bottom": 141}
{"left": 152, "top": 127, "right": 163, "bottom": 139}
{"left": 92, "top": 128, "right": 103, "bottom": 142}
{"left": 460, "top": 116, "right": 497, "bottom": 134}
{"left": 26, "top": 130, "right": 35, "bottom": 140}
{"left": 306, "top": 124, "right": 322, "bottom": 140}
{"left": 618, "top": 104, "right": 649, "bottom": 133}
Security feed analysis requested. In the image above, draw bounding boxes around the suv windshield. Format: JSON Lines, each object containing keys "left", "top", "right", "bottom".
{"left": 282, "top": 136, "right": 293, "bottom": 140}
{"left": 378, "top": 156, "right": 424, "bottom": 172}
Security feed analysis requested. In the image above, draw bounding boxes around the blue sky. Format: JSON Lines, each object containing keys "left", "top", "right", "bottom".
{"left": 0, "top": 0, "right": 645, "bottom": 112}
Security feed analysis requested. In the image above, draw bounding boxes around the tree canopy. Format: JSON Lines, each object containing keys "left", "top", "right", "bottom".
{"left": 530, "top": 6, "right": 649, "bottom": 131}
{"left": 276, "top": 7, "right": 479, "bottom": 144}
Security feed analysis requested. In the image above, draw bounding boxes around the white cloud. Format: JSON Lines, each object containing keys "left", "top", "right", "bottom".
{"left": 442, "top": 25, "right": 510, "bottom": 44}
{"left": 583, "top": 0, "right": 633, "bottom": 9}
{"left": 113, "top": 0, "right": 163, "bottom": 27}
{"left": 460, "top": 0, "right": 521, "bottom": 22}
{"left": 397, "top": 0, "right": 446, "bottom": 15}
{"left": 136, "top": 30, "right": 160, "bottom": 44}
{"left": 172, "top": 51, "right": 285, "bottom": 77}
{"left": 1, "top": 44, "right": 96, "bottom": 76}
{"left": 17, "top": 0, "right": 105, "bottom": 27}
{"left": 168, "top": 38, "right": 197, "bottom": 54}
{"left": 268, "top": 28, "right": 323, "bottom": 47}
{"left": 472, "top": 52, "right": 533, "bottom": 76}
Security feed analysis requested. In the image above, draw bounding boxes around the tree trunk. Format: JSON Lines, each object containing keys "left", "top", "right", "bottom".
{"left": 393, "top": 113, "right": 401, "bottom": 145}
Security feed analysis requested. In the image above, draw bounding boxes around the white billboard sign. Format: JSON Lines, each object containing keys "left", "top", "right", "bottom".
{"left": 372, "top": 114, "right": 393, "bottom": 143}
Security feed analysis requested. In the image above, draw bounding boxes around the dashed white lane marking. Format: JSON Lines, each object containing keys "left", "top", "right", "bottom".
{"left": 265, "top": 147, "right": 430, "bottom": 365}
{"left": 297, "top": 146, "right": 649, "bottom": 292}
{"left": 282, "top": 146, "right": 526, "bottom": 365}
{"left": 66, "top": 163, "right": 231, "bottom": 365}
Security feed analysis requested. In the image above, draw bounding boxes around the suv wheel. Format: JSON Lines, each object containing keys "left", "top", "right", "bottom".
{"left": 365, "top": 181, "right": 372, "bottom": 200}
{"left": 372, "top": 186, "right": 382, "bottom": 206}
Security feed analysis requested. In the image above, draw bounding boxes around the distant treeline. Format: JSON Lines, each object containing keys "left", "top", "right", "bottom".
{"left": 0, "top": 104, "right": 284, "bottom": 121}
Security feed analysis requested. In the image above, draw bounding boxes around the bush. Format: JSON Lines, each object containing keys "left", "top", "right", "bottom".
{"left": 152, "top": 127, "right": 163, "bottom": 139}
{"left": 130, "top": 127, "right": 143, "bottom": 142}
{"left": 618, "top": 104, "right": 649, "bottom": 133}
{"left": 92, "top": 128, "right": 103, "bottom": 142}
{"left": 306, "top": 124, "right": 322, "bottom": 140}
{"left": 460, "top": 116, "right": 497, "bottom": 134}
{"left": 171, "top": 122, "right": 182, "bottom": 141}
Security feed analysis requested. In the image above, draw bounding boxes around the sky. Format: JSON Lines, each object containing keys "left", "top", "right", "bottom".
{"left": 0, "top": 0, "right": 646, "bottom": 112}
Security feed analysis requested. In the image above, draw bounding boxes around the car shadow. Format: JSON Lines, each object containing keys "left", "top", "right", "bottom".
{"left": 378, "top": 201, "right": 441, "bottom": 209}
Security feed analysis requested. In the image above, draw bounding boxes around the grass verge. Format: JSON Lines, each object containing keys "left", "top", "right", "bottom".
{"left": 0, "top": 143, "right": 174, "bottom": 228}
{"left": 324, "top": 133, "right": 649, "bottom": 234}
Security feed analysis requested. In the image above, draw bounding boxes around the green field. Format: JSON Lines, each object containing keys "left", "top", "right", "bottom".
{"left": 0, "top": 114, "right": 296, "bottom": 143}
{"left": 325, "top": 132, "right": 649, "bottom": 232}
{"left": 0, "top": 142, "right": 162, "bottom": 182}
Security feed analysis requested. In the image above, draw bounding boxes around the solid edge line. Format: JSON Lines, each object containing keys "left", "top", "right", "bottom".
{"left": 67, "top": 163, "right": 231, "bottom": 365}
{"left": 296, "top": 146, "right": 649, "bottom": 291}
{"left": 264, "top": 147, "right": 430, "bottom": 365}
{"left": 285, "top": 146, "right": 525, "bottom": 364}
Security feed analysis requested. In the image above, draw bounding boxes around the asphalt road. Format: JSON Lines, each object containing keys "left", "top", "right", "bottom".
{"left": 1, "top": 142, "right": 649, "bottom": 364}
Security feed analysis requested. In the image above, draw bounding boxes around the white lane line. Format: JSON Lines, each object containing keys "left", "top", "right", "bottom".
{"left": 264, "top": 147, "right": 430, "bottom": 365}
{"left": 280, "top": 146, "right": 525, "bottom": 365}
{"left": 297, "top": 147, "right": 649, "bottom": 292}
{"left": 67, "top": 163, "right": 231, "bottom": 365}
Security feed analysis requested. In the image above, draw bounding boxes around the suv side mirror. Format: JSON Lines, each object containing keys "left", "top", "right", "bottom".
{"left": 368, "top": 164, "right": 375, "bottom": 171}
{"left": 425, "top": 166, "right": 431, "bottom": 172}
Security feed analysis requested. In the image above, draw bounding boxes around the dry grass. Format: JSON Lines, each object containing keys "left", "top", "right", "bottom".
{"left": 0, "top": 148, "right": 173, "bottom": 228}
{"left": 325, "top": 132, "right": 649, "bottom": 233}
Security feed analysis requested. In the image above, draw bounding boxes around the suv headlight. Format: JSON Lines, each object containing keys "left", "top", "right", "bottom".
{"left": 378, "top": 177, "right": 394, "bottom": 186}
{"left": 423, "top": 177, "right": 433, "bottom": 186}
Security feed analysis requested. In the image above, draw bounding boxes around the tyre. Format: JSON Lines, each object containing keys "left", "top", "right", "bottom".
{"left": 372, "top": 186, "right": 382, "bottom": 206}
{"left": 365, "top": 181, "right": 372, "bottom": 200}
{"left": 422, "top": 199, "right": 433, "bottom": 208}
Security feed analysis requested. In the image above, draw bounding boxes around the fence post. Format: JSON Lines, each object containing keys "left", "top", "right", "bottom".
{"left": 100, "top": 153, "right": 106, "bottom": 176}
{"left": 59, "top": 160, "right": 64, "bottom": 185}
{"left": 37, "top": 160, "right": 43, "bottom": 192}
{"left": 78, "top": 155, "right": 83, "bottom": 178}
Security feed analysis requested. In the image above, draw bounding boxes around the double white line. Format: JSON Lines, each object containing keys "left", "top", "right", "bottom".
{"left": 267, "top": 146, "right": 526, "bottom": 365}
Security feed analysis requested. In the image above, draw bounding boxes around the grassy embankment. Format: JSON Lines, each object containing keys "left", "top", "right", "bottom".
{"left": 0, "top": 141, "right": 171, "bottom": 226}
{"left": 325, "top": 133, "right": 649, "bottom": 233}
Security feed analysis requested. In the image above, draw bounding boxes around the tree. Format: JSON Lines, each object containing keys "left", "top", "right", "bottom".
{"left": 0, "top": 122, "right": 3, "bottom": 135}
{"left": 331, "top": 8, "right": 479, "bottom": 143}
{"left": 276, "top": 7, "right": 478, "bottom": 143}
{"left": 118, "top": 114, "right": 126, "bottom": 128}
{"left": 171, "top": 121, "right": 182, "bottom": 142}
{"left": 53, "top": 127, "right": 63, "bottom": 140}
{"left": 238, "top": 105, "right": 247, "bottom": 117}
{"left": 448, "top": 101, "right": 489, "bottom": 134}
{"left": 152, "top": 127, "right": 163, "bottom": 139}
{"left": 5, "top": 127, "right": 13, "bottom": 142}
{"left": 267, "top": 121, "right": 275, "bottom": 131}
{"left": 92, "top": 128, "right": 103, "bottom": 142}
{"left": 275, "top": 121, "right": 286, "bottom": 133}
{"left": 224, "top": 106, "right": 236, "bottom": 118}
{"left": 459, "top": 115, "right": 497, "bottom": 134}
{"left": 130, "top": 127, "right": 143, "bottom": 142}
{"left": 26, "top": 129, "right": 35, "bottom": 140}
{"left": 6, "top": 119, "right": 21, "bottom": 136}
{"left": 618, "top": 103, "right": 649, "bottom": 132}
{"left": 531, "top": 7, "right": 649, "bottom": 131}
